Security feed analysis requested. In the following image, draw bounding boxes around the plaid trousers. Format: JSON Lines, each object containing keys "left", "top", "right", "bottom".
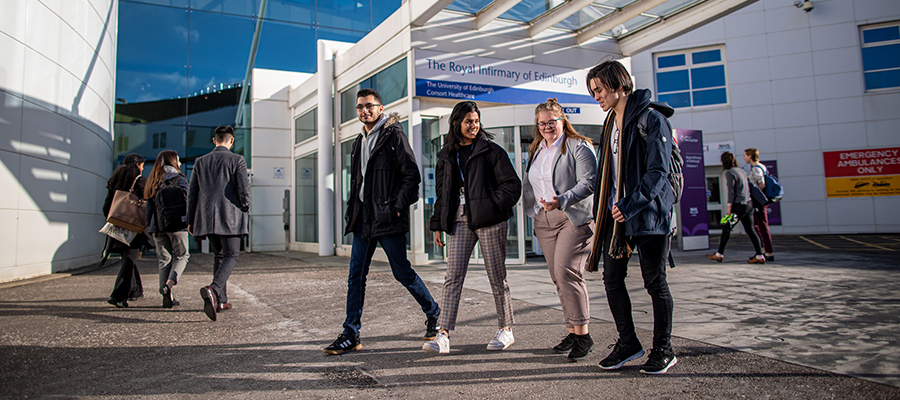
{"left": 439, "top": 206, "right": 514, "bottom": 331}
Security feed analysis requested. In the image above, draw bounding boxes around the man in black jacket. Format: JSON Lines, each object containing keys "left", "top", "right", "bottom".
{"left": 586, "top": 60, "right": 677, "bottom": 374}
{"left": 323, "top": 89, "right": 441, "bottom": 355}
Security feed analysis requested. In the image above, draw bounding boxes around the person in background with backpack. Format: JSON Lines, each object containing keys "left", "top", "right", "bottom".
{"left": 584, "top": 59, "right": 677, "bottom": 374}
{"left": 743, "top": 148, "right": 775, "bottom": 262}
{"left": 144, "top": 150, "right": 189, "bottom": 309}
{"left": 708, "top": 152, "right": 766, "bottom": 264}
{"left": 523, "top": 98, "right": 597, "bottom": 361}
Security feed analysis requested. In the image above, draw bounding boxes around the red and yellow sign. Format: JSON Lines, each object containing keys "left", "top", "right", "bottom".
{"left": 824, "top": 147, "right": 900, "bottom": 198}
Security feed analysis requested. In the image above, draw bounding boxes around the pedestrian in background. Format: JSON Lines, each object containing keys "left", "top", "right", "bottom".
{"left": 323, "top": 89, "right": 440, "bottom": 355}
{"left": 708, "top": 151, "right": 766, "bottom": 264}
{"left": 187, "top": 126, "right": 251, "bottom": 321}
{"left": 523, "top": 98, "right": 597, "bottom": 361}
{"left": 425, "top": 100, "right": 522, "bottom": 354}
{"left": 144, "top": 149, "right": 189, "bottom": 309}
{"left": 103, "top": 153, "right": 147, "bottom": 308}
{"left": 585, "top": 60, "right": 678, "bottom": 374}
{"left": 743, "top": 148, "right": 775, "bottom": 262}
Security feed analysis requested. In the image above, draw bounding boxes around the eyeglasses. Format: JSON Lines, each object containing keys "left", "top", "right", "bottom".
{"left": 537, "top": 118, "right": 561, "bottom": 129}
{"left": 355, "top": 103, "right": 381, "bottom": 112}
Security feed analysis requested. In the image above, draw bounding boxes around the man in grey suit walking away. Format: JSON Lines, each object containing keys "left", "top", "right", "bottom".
{"left": 187, "top": 125, "right": 251, "bottom": 321}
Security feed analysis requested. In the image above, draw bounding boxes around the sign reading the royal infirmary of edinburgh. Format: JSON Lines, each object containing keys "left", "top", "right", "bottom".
{"left": 415, "top": 49, "right": 595, "bottom": 105}
{"left": 823, "top": 147, "right": 900, "bottom": 198}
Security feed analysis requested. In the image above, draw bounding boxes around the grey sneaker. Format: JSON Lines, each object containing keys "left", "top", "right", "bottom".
{"left": 487, "top": 328, "right": 514, "bottom": 351}
{"left": 423, "top": 331, "right": 449, "bottom": 354}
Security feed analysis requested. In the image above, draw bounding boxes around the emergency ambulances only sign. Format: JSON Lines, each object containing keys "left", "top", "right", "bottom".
{"left": 823, "top": 147, "right": 900, "bottom": 198}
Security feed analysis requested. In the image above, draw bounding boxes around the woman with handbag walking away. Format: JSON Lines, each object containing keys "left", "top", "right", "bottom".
{"left": 707, "top": 152, "right": 766, "bottom": 264}
{"left": 103, "top": 153, "right": 148, "bottom": 307}
{"left": 144, "top": 150, "right": 190, "bottom": 308}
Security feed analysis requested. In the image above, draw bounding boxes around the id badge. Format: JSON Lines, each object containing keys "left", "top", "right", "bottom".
{"left": 459, "top": 187, "right": 466, "bottom": 205}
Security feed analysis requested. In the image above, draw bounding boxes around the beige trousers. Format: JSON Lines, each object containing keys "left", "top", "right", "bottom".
{"left": 533, "top": 209, "right": 593, "bottom": 327}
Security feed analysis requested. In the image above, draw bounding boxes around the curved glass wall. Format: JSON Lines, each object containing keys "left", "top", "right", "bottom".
{"left": 115, "top": 0, "right": 401, "bottom": 166}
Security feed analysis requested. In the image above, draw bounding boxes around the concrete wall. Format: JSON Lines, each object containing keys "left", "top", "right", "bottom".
{"left": 0, "top": 0, "right": 118, "bottom": 282}
{"left": 249, "top": 68, "right": 312, "bottom": 252}
{"left": 631, "top": 0, "right": 900, "bottom": 234}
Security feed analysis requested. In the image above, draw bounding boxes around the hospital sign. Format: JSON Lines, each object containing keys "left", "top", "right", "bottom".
{"left": 823, "top": 147, "right": 900, "bottom": 198}
{"left": 414, "top": 49, "right": 595, "bottom": 105}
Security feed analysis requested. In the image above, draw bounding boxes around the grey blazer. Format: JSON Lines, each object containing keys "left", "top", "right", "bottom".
{"left": 187, "top": 146, "right": 251, "bottom": 238}
{"left": 523, "top": 137, "right": 597, "bottom": 226}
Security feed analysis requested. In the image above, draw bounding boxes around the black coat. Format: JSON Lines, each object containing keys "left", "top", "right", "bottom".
{"left": 344, "top": 114, "right": 421, "bottom": 238}
{"left": 430, "top": 136, "right": 522, "bottom": 232}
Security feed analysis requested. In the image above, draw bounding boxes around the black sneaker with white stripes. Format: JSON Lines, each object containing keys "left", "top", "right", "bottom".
{"left": 640, "top": 348, "right": 677, "bottom": 374}
{"left": 323, "top": 333, "right": 362, "bottom": 355}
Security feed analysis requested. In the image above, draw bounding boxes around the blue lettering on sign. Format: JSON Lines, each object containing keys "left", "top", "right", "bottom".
{"left": 415, "top": 79, "right": 593, "bottom": 105}
{"left": 563, "top": 107, "right": 580, "bottom": 114}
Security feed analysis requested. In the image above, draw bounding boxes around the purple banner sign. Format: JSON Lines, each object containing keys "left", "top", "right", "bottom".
{"left": 760, "top": 160, "right": 781, "bottom": 225}
{"left": 675, "top": 129, "right": 709, "bottom": 250}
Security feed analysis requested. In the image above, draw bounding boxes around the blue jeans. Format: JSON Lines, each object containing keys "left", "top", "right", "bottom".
{"left": 343, "top": 233, "right": 440, "bottom": 337}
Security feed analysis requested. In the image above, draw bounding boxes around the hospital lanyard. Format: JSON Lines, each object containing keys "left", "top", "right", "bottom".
{"left": 456, "top": 150, "right": 467, "bottom": 205}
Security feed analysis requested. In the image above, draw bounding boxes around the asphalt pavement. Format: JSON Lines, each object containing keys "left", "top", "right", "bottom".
{"left": 0, "top": 233, "right": 898, "bottom": 399}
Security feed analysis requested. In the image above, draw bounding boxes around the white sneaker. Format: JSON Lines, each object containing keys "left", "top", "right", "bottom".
{"left": 423, "top": 331, "right": 449, "bottom": 354}
{"left": 486, "top": 328, "right": 514, "bottom": 351}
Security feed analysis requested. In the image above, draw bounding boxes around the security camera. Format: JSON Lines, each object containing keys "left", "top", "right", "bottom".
{"left": 794, "top": 0, "right": 814, "bottom": 12}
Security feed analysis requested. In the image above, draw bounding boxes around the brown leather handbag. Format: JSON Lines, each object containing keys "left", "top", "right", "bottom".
{"left": 107, "top": 176, "right": 146, "bottom": 233}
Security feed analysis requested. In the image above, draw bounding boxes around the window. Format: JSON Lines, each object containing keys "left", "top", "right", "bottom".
{"left": 295, "top": 153, "right": 318, "bottom": 243}
{"left": 861, "top": 22, "right": 900, "bottom": 91}
{"left": 654, "top": 46, "right": 727, "bottom": 108}
{"left": 341, "top": 58, "right": 408, "bottom": 123}
{"left": 294, "top": 107, "right": 317, "bottom": 144}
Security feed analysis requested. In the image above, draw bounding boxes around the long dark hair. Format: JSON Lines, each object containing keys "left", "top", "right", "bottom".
{"left": 444, "top": 101, "right": 493, "bottom": 151}
{"left": 721, "top": 151, "right": 738, "bottom": 169}
{"left": 107, "top": 153, "right": 145, "bottom": 191}
{"left": 144, "top": 150, "right": 180, "bottom": 199}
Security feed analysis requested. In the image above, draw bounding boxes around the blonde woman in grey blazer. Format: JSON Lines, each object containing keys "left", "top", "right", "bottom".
{"left": 523, "top": 98, "right": 597, "bottom": 362}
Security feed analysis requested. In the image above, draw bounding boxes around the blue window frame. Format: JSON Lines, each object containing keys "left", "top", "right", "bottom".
{"left": 654, "top": 46, "right": 728, "bottom": 108}
{"left": 861, "top": 22, "right": 900, "bottom": 91}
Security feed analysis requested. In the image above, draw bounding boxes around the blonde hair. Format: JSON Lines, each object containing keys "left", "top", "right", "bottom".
{"left": 744, "top": 148, "right": 759, "bottom": 162}
{"left": 529, "top": 98, "right": 592, "bottom": 159}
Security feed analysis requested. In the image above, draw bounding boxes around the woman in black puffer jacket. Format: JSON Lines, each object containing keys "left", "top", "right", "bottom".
{"left": 102, "top": 153, "right": 148, "bottom": 307}
{"left": 424, "top": 101, "right": 522, "bottom": 354}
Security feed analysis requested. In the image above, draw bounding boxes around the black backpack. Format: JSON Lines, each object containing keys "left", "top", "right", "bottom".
{"left": 154, "top": 175, "right": 187, "bottom": 232}
{"left": 637, "top": 104, "right": 683, "bottom": 204}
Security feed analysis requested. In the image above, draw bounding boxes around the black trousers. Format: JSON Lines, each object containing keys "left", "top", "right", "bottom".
{"left": 110, "top": 247, "right": 143, "bottom": 302}
{"left": 602, "top": 225, "right": 674, "bottom": 351}
{"left": 207, "top": 235, "right": 242, "bottom": 303}
{"left": 717, "top": 203, "right": 763, "bottom": 256}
